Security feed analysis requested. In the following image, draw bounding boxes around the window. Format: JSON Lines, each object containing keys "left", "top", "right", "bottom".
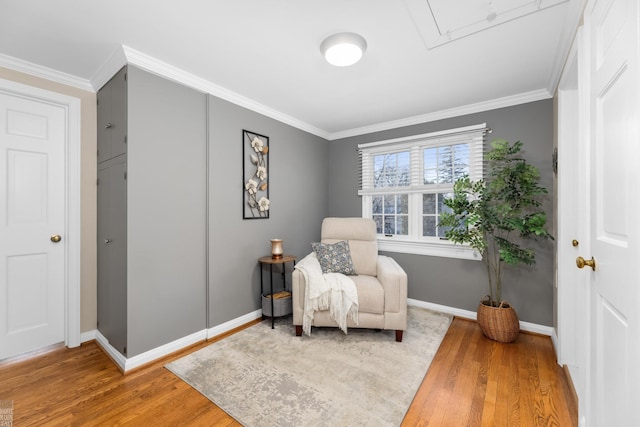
{"left": 358, "top": 123, "right": 486, "bottom": 260}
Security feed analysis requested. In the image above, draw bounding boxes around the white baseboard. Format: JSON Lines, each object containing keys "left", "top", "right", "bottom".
{"left": 95, "top": 330, "right": 128, "bottom": 372}
{"left": 207, "top": 309, "right": 263, "bottom": 339}
{"left": 93, "top": 309, "right": 263, "bottom": 372}
{"left": 408, "top": 298, "right": 553, "bottom": 337}
{"left": 80, "top": 330, "right": 97, "bottom": 343}
{"left": 95, "top": 329, "right": 207, "bottom": 373}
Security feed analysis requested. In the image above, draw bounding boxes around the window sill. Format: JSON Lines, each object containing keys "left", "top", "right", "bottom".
{"left": 377, "top": 238, "right": 482, "bottom": 261}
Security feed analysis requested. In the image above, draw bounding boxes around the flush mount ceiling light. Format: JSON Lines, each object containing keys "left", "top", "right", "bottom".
{"left": 320, "top": 32, "right": 367, "bottom": 67}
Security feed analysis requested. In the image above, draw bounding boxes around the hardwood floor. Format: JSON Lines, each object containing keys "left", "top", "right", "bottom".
{"left": 0, "top": 317, "right": 576, "bottom": 426}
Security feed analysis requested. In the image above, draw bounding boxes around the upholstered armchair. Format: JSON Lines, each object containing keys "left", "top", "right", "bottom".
{"left": 292, "top": 217, "right": 408, "bottom": 341}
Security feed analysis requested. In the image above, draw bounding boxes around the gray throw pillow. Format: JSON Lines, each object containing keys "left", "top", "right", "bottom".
{"left": 311, "top": 240, "right": 357, "bottom": 275}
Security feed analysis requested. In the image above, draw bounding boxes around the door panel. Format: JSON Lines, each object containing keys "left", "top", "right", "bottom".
{"left": 586, "top": 0, "right": 640, "bottom": 424}
{"left": 97, "top": 157, "right": 128, "bottom": 356}
{"left": 0, "top": 91, "right": 66, "bottom": 360}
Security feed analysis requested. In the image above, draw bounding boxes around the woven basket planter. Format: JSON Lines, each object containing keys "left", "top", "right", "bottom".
{"left": 477, "top": 299, "right": 520, "bottom": 343}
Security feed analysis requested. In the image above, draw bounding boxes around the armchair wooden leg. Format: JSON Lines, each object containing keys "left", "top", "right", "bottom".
{"left": 395, "top": 330, "right": 403, "bottom": 342}
{"left": 295, "top": 325, "right": 302, "bottom": 337}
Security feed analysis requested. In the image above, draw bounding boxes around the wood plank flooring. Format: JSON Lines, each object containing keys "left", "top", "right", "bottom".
{"left": 0, "top": 317, "right": 576, "bottom": 426}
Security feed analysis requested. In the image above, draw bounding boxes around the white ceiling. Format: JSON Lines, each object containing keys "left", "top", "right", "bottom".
{"left": 0, "top": 0, "right": 584, "bottom": 140}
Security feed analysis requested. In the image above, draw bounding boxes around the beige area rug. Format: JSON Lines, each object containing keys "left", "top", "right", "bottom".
{"left": 166, "top": 306, "right": 452, "bottom": 427}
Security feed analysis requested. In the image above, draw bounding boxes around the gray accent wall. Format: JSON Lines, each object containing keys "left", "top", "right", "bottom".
{"left": 328, "top": 100, "right": 555, "bottom": 326}
{"left": 126, "top": 66, "right": 208, "bottom": 356}
{"left": 207, "top": 96, "right": 329, "bottom": 327}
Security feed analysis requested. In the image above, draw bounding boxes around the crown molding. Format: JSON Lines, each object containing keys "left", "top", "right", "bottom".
{"left": 0, "top": 53, "right": 93, "bottom": 91}
{"left": 89, "top": 47, "right": 127, "bottom": 91}
{"left": 327, "top": 88, "right": 553, "bottom": 140}
{"left": 1, "top": 46, "right": 556, "bottom": 142}
{"left": 120, "top": 45, "right": 331, "bottom": 140}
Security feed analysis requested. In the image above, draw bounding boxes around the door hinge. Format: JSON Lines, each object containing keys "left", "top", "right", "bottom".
{"left": 124, "top": 135, "right": 127, "bottom": 144}
{"left": 97, "top": 178, "right": 100, "bottom": 186}
{"left": 124, "top": 72, "right": 127, "bottom": 82}
{"left": 124, "top": 171, "right": 127, "bottom": 180}
{"left": 97, "top": 320, "right": 99, "bottom": 328}
{"left": 123, "top": 346, "right": 127, "bottom": 356}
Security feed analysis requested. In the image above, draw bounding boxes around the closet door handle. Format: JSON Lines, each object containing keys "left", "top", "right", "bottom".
{"left": 105, "top": 238, "right": 113, "bottom": 244}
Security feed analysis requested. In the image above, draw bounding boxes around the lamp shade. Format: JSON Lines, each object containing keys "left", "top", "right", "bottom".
{"left": 320, "top": 32, "right": 367, "bottom": 67}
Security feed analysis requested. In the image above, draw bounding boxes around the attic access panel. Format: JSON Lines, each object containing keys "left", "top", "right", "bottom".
{"left": 404, "top": 0, "right": 569, "bottom": 48}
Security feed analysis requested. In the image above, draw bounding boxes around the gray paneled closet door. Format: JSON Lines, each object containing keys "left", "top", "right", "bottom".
{"left": 97, "top": 156, "right": 128, "bottom": 356}
{"left": 97, "top": 67, "right": 127, "bottom": 164}
{"left": 97, "top": 65, "right": 128, "bottom": 357}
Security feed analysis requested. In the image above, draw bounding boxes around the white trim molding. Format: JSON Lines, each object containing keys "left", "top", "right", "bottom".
{"left": 2, "top": 46, "right": 556, "bottom": 142}
{"left": 408, "top": 298, "right": 554, "bottom": 337}
{"left": 330, "top": 89, "right": 552, "bottom": 140}
{"left": 207, "top": 309, "right": 263, "bottom": 339}
{"left": 96, "top": 329, "right": 208, "bottom": 373}
{"left": 105, "top": 46, "right": 331, "bottom": 140}
{"left": 0, "top": 53, "right": 93, "bottom": 91}
{"left": 93, "top": 309, "right": 262, "bottom": 372}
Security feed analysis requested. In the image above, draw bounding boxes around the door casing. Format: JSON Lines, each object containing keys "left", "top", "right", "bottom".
{"left": 0, "top": 78, "right": 81, "bottom": 352}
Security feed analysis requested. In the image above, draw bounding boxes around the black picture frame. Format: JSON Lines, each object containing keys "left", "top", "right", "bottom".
{"left": 242, "top": 130, "right": 270, "bottom": 219}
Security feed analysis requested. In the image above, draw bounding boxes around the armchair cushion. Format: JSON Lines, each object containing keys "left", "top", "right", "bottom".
{"left": 311, "top": 240, "right": 357, "bottom": 275}
{"left": 321, "top": 217, "right": 378, "bottom": 276}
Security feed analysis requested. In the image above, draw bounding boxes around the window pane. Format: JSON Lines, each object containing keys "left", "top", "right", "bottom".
{"left": 424, "top": 147, "right": 437, "bottom": 169}
{"left": 373, "top": 215, "right": 383, "bottom": 234}
{"left": 438, "top": 223, "right": 451, "bottom": 238}
{"left": 384, "top": 216, "right": 395, "bottom": 234}
{"left": 424, "top": 168, "right": 437, "bottom": 184}
{"left": 454, "top": 143, "right": 470, "bottom": 179}
{"left": 372, "top": 195, "right": 383, "bottom": 214}
{"left": 398, "top": 194, "right": 408, "bottom": 214}
{"left": 373, "top": 154, "right": 389, "bottom": 188}
{"left": 423, "top": 193, "right": 436, "bottom": 214}
{"left": 373, "top": 152, "right": 410, "bottom": 188}
{"left": 384, "top": 196, "right": 395, "bottom": 214}
{"left": 438, "top": 193, "right": 453, "bottom": 215}
{"left": 423, "top": 216, "right": 436, "bottom": 236}
{"left": 438, "top": 146, "right": 453, "bottom": 184}
{"left": 397, "top": 215, "right": 408, "bottom": 235}
{"left": 398, "top": 151, "right": 410, "bottom": 186}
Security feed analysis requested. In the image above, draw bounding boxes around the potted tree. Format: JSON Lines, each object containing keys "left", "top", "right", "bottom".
{"left": 439, "top": 139, "right": 552, "bottom": 342}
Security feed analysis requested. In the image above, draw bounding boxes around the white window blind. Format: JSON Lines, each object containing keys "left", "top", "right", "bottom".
{"left": 358, "top": 123, "right": 488, "bottom": 259}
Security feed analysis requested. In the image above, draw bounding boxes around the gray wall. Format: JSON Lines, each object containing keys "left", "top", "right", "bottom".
{"left": 208, "top": 96, "right": 329, "bottom": 327}
{"left": 127, "top": 66, "right": 208, "bottom": 356}
{"left": 329, "top": 100, "right": 555, "bottom": 326}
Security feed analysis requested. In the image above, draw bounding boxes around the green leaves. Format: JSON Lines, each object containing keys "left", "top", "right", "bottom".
{"left": 440, "top": 139, "right": 553, "bottom": 304}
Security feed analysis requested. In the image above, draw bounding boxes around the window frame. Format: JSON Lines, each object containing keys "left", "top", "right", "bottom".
{"left": 358, "top": 123, "right": 487, "bottom": 260}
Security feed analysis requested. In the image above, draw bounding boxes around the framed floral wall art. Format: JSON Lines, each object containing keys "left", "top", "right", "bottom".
{"left": 243, "top": 130, "right": 270, "bottom": 219}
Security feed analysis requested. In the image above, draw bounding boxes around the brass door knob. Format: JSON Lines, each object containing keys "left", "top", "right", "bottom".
{"left": 576, "top": 256, "right": 596, "bottom": 271}
{"left": 50, "top": 234, "right": 62, "bottom": 243}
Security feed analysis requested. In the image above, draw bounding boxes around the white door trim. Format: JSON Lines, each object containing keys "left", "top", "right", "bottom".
{"left": 0, "top": 78, "right": 81, "bottom": 349}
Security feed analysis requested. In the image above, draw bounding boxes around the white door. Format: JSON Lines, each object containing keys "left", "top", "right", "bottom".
{"left": 584, "top": 0, "right": 640, "bottom": 425}
{"left": 557, "top": 26, "right": 588, "bottom": 409}
{"left": 0, "top": 90, "right": 66, "bottom": 360}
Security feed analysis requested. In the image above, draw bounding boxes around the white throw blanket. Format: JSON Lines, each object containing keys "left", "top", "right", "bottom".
{"left": 294, "top": 253, "right": 359, "bottom": 336}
